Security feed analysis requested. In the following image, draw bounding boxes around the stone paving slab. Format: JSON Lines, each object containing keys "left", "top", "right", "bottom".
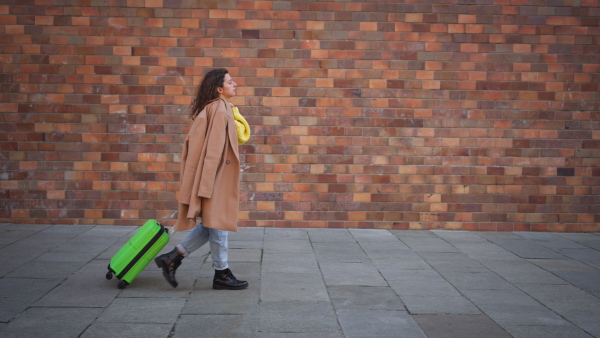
{"left": 7, "top": 259, "right": 88, "bottom": 279}
{"left": 0, "top": 225, "right": 599, "bottom": 337}
{"left": 337, "top": 309, "right": 426, "bottom": 338}
{"left": 484, "top": 238, "right": 567, "bottom": 259}
{"left": 261, "top": 272, "right": 329, "bottom": 302}
{"left": 451, "top": 242, "right": 522, "bottom": 261}
{"left": 374, "top": 258, "right": 432, "bottom": 274}
{"left": 34, "top": 260, "right": 121, "bottom": 308}
{"left": 81, "top": 323, "right": 174, "bottom": 338}
{"left": 183, "top": 278, "right": 260, "bottom": 314}
{"left": 259, "top": 301, "right": 340, "bottom": 333}
{"left": 319, "top": 262, "right": 388, "bottom": 286}
{"left": 264, "top": 228, "right": 308, "bottom": 240}
{"left": 262, "top": 253, "right": 320, "bottom": 274}
{"left": 312, "top": 241, "right": 370, "bottom": 263}
{"left": 328, "top": 285, "right": 406, "bottom": 311}
{"left": 461, "top": 289, "right": 541, "bottom": 307}
{"left": 516, "top": 232, "right": 591, "bottom": 250}
{"left": 357, "top": 241, "right": 412, "bottom": 260}
{"left": 414, "top": 314, "right": 511, "bottom": 338}
{"left": 263, "top": 239, "right": 314, "bottom": 254}
{"left": 504, "top": 325, "right": 594, "bottom": 338}
{"left": 478, "top": 304, "right": 571, "bottom": 327}
{"left": 1, "top": 307, "right": 102, "bottom": 338}
{"left": 400, "top": 295, "right": 482, "bottom": 315}
{"left": 348, "top": 228, "right": 400, "bottom": 242}
{"left": 559, "top": 248, "right": 600, "bottom": 269}
{"left": 439, "top": 271, "right": 516, "bottom": 290}
{"left": 173, "top": 314, "right": 258, "bottom": 338}
{"left": 97, "top": 297, "right": 187, "bottom": 324}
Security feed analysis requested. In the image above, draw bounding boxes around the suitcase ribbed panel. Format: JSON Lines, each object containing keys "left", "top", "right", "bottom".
{"left": 108, "top": 219, "right": 170, "bottom": 285}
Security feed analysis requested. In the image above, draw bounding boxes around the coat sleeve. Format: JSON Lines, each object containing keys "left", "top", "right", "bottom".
{"left": 197, "top": 101, "right": 228, "bottom": 199}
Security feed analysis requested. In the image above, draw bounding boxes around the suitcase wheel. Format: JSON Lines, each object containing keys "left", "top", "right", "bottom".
{"left": 105, "top": 271, "right": 113, "bottom": 280}
{"left": 118, "top": 280, "right": 129, "bottom": 289}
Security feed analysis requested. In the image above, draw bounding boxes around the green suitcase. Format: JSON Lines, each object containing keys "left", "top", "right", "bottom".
{"left": 106, "top": 219, "right": 170, "bottom": 289}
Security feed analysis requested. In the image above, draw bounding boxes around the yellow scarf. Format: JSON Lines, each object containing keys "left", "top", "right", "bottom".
{"left": 232, "top": 106, "right": 250, "bottom": 145}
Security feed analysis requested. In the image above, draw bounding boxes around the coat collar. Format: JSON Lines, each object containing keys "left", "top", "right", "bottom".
{"left": 207, "top": 98, "right": 240, "bottom": 161}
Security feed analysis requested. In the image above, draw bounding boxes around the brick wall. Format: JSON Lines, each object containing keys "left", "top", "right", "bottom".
{"left": 1, "top": 0, "right": 599, "bottom": 231}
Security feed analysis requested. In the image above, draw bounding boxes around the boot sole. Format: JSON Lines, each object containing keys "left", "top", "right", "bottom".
{"left": 213, "top": 282, "right": 248, "bottom": 290}
{"left": 155, "top": 258, "right": 178, "bottom": 288}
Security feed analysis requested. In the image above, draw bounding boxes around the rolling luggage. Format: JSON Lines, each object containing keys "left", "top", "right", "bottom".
{"left": 105, "top": 219, "right": 170, "bottom": 289}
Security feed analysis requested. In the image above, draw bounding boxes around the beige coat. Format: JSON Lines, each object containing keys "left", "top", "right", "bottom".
{"left": 174, "top": 98, "right": 240, "bottom": 232}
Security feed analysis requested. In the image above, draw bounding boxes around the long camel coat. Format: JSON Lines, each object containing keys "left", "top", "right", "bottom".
{"left": 174, "top": 98, "right": 240, "bottom": 232}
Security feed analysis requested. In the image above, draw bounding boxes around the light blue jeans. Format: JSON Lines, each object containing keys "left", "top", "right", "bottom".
{"left": 176, "top": 220, "right": 229, "bottom": 270}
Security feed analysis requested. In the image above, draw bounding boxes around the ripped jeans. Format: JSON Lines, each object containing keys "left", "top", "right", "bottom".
{"left": 176, "top": 220, "right": 229, "bottom": 270}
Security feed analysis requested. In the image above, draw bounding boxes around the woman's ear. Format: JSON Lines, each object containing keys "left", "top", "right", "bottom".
{"left": 217, "top": 87, "right": 224, "bottom": 94}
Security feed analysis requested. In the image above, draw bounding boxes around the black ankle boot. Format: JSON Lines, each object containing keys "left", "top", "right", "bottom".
{"left": 213, "top": 268, "right": 248, "bottom": 290}
{"left": 154, "top": 248, "right": 184, "bottom": 288}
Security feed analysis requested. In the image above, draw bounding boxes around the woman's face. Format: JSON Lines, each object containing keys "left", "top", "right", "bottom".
{"left": 218, "top": 73, "right": 237, "bottom": 100}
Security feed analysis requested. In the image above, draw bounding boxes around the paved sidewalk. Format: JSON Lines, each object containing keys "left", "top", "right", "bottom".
{"left": 0, "top": 223, "right": 599, "bottom": 338}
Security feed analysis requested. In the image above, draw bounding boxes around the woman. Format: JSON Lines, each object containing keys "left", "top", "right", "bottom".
{"left": 155, "top": 68, "right": 248, "bottom": 290}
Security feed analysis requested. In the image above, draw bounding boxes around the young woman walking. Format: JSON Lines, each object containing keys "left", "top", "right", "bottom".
{"left": 155, "top": 68, "right": 248, "bottom": 290}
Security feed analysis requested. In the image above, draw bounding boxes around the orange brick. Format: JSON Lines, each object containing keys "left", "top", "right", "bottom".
{"left": 35, "top": 16, "right": 53, "bottom": 25}
{"left": 108, "top": 18, "right": 126, "bottom": 27}
{"left": 93, "top": 181, "right": 111, "bottom": 190}
{"left": 110, "top": 162, "right": 129, "bottom": 171}
{"left": 72, "top": 16, "right": 90, "bottom": 26}
{"left": 416, "top": 71, "right": 434, "bottom": 80}
{"left": 405, "top": 13, "right": 423, "bottom": 22}
{"left": 47, "top": 190, "right": 65, "bottom": 199}
{"left": 85, "top": 209, "right": 103, "bottom": 219}
{"left": 458, "top": 14, "right": 477, "bottom": 23}
{"left": 425, "top": 62, "right": 442, "bottom": 71}
{"left": 257, "top": 201, "right": 275, "bottom": 211}
{"left": 121, "top": 210, "right": 139, "bottom": 219}
{"left": 6, "top": 25, "right": 24, "bottom": 34}
{"left": 514, "top": 44, "right": 532, "bottom": 53}
{"left": 272, "top": 87, "right": 290, "bottom": 97}
{"left": 422, "top": 80, "right": 440, "bottom": 90}
{"left": 19, "top": 161, "right": 38, "bottom": 170}
{"left": 461, "top": 44, "right": 478, "bottom": 52}
{"left": 147, "top": 163, "right": 165, "bottom": 173}
{"left": 577, "top": 214, "right": 594, "bottom": 223}
{"left": 302, "top": 40, "right": 320, "bottom": 49}
{"left": 360, "top": 22, "right": 377, "bottom": 31}
{"left": 12, "top": 209, "right": 30, "bottom": 218}
{"left": 263, "top": 97, "right": 280, "bottom": 107}
{"left": 466, "top": 24, "right": 483, "bottom": 34}
{"left": 546, "top": 82, "right": 563, "bottom": 91}
{"left": 113, "top": 47, "right": 131, "bottom": 56}
{"left": 170, "top": 28, "right": 188, "bottom": 37}
{"left": 182, "top": 19, "right": 200, "bottom": 28}
{"left": 285, "top": 211, "right": 303, "bottom": 220}
{"left": 501, "top": 25, "right": 519, "bottom": 34}
{"left": 430, "top": 24, "right": 447, "bottom": 33}
{"left": 490, "top": 35, "right": 505, "bottom": 43}
{"left": 395, "top": 23, "right": 411, "bottom": 31}
{"left": 145, "top": 0, "right": 163, "bottom": 8}
{"left": 311, "top": 50, "right": 328, "bottom": 59}
{"left": 306, "top": 21, "right": 324, "bottom": 30}
{"left": 369, "top": 79, "right": 387, "bottom": 88}
{"left": 1, "top": 181, "right": 18, "bottom": 190}
{"left": 223, "top": 48, "right": 240, "bottom": 57}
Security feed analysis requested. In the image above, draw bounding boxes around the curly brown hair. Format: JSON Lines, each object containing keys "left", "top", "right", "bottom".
{"left": 189, "top": 68, "right": 228, "bottom": 120}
